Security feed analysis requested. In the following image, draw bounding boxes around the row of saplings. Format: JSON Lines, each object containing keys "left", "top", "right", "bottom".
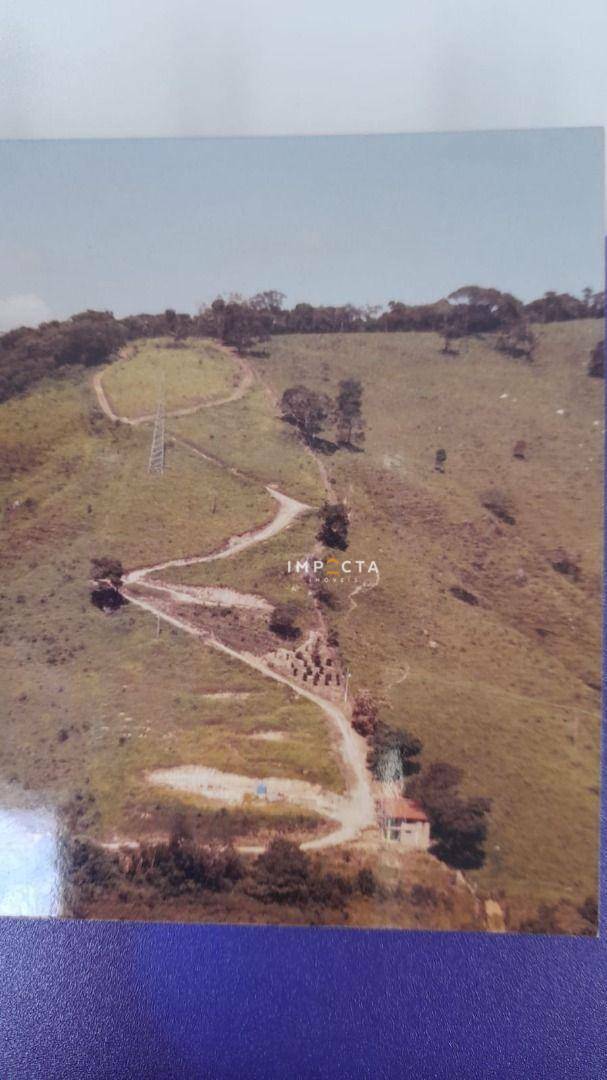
{"left": 351, "top": 690, "right": 491, "bottom": 871}
{"left": 61, "top": 824, "right": 380, "bottom": 918}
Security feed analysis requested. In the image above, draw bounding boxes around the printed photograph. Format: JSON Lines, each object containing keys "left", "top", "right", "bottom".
{"left": 0, "top": 129, "right": 603, "bottom": 933}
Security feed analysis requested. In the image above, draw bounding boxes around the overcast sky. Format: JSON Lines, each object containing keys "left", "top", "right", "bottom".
{"left": 0, "top": 2, "right": 605, "bottom": 328}
{"left": 0, "top": 128, "right": 603, "bottom": 327}
{"left": 1, "top": 1, "right": 606, "bottom": 141}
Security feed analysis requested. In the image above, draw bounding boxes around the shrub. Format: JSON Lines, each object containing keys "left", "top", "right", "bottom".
{"left": 60, "top": 835, "right": 119, "bottom": 914}
{"left": 91, "top": 555, "right": 123, "bottom": 586}
{"left": 481, "top": 488, "right": 516, "bottom": 526}
{"left": 495, "top": 319, "right": 536, "bottom": 360}
{"left": 409, "top": 884, "right": 438, "bottom": 908}
{"left": 317, "top": 502, "right": 349, "bottom": 550}
{"left": 550, "top": 549, "right": 581, "bottom": 582}
{"left": 356, "top": 867, "right": 377, "bottom": 897}
{"left": 90, "top": 555, "right": 126, "bottom": 611}
{"left": 269, "top": 602, "right": 301, "bottom": 640}
{"left": 435, "top": 448, "right": 447, "bottom": 472}
{"left": 247, "top": 838, "right": 312, "bottom": 905}
{"left": 135, "top": 838, "right": 243, "bottom": 896}
{"left": 311, "top": 871, "right": 352, "bottom": 908}
{"left": 351, "top": 690, "right": 380, "bottom": 738}
{"left": 578, "top": 895, "right": 598, "bottom": 933}
{"left": 90, "top": 586, "right": 127, "bottom": 612}
{"left": 449, "top": 586, "right": 479, "bottom": 606}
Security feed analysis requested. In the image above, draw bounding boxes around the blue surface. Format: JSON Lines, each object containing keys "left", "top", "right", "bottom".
{"left": 0, "top": 915, "right": 605, "bottom": 1077}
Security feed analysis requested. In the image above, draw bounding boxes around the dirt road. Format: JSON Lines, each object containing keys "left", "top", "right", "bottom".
{"left": 93, "top": 349, "right": 376, "bottom": 849}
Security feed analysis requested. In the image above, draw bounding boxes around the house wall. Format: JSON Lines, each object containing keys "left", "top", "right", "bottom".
{"left": 399, "top": 820, "right": 430, "bottom": 851}
{"left": 384, "top": 817, "right": 430, "bottom": 851}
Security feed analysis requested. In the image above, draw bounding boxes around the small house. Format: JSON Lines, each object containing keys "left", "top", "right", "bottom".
{"left": 379, "top": 797, "right": 430, "bottom": 850}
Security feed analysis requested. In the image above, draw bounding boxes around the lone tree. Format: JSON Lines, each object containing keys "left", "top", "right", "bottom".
{"left": 317, "top": 502, "right": 349, "bottom": 550}
{"left": 335, "top": 378, "right": 364, "bottom": 446}
{"left": 588, "top": 339, "right": 604, "bottom": 378}
{"left": 407, "top": 761, "right": 491, "bottom": 870}
{"left": 280, "top": 386, "right": 333, "bottom": 445}
{"left": 435, "top": 448, "right": 447, "bottom": 473}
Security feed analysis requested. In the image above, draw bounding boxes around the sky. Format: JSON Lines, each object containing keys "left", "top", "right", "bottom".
{"left": 0, "top": 128, "right": 603, "bottom": 328}
{"left": 1, "top": 1, "right": 606, "bottom": 142}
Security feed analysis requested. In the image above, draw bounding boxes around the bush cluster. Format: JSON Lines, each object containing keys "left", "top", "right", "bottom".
{"left": 61, "top": 832, "right": 378, "bottom": 916}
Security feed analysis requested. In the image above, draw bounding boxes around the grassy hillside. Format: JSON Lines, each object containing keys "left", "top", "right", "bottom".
{"left": 257, "top": 321, "right": 603, "bottom": 906}
{"left": 0, "top": 321, "right": 602, "bottom": 922}
{"left": 172, "top": 381, "right": 326, "bottom": 503}
{"left": 0, "top": 353, "right": 342, "bottom": 844}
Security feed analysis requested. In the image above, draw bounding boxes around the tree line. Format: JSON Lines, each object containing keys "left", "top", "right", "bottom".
{"left": 0, "top": 283, "right": 603, "bottom": 402}
{"left": 62, "top": 828, "right": 380, "bottom": 919}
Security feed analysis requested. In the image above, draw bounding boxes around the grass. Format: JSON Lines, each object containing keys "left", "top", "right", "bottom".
{"left": 0, "top": 562, "right": 343, "bottom": 840}
{"left": 102, "top": 337, "right": 237, "bottom": 416}
{"left": 0, "top": 369, "right": 276, "bottom": 569}
{"left": 171, "top": 382, "right": 326, "bottom": 503}
{"left": 258, "top": 321, "right": 603, "bottom": 907}
{"left": 0, "top": 358, "right": 342, "bottom": 843}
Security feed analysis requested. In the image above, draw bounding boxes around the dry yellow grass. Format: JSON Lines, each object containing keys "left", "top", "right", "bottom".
{"left": 258, "top": 321, "right": 603, "bottom": 907}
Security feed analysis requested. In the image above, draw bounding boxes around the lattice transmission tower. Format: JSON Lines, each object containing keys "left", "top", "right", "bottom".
{"left": 148, "top": 380, "right": 166, "bottom": 475}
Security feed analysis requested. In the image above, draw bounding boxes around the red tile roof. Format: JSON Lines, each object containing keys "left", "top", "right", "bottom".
{"left": 380, "top": 797, "right": 428, "bottom": 823}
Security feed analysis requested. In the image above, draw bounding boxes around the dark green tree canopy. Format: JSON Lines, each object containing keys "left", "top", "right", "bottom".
{"left": 407, "top": 761, "right": 491, "bottom": 870}
{"left": 281, "top": 385, "right": 333, "bottom": 444}
{"left": 248, "top": 838, "right": 312, "bottom": 905}
{"left": 317, "top": 502, "right": 349, "bottom": 550}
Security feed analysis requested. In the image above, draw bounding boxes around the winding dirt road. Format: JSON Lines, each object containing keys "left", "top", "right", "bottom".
{"left": 93, "top": 345, "right": 375, "bottom": 850}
